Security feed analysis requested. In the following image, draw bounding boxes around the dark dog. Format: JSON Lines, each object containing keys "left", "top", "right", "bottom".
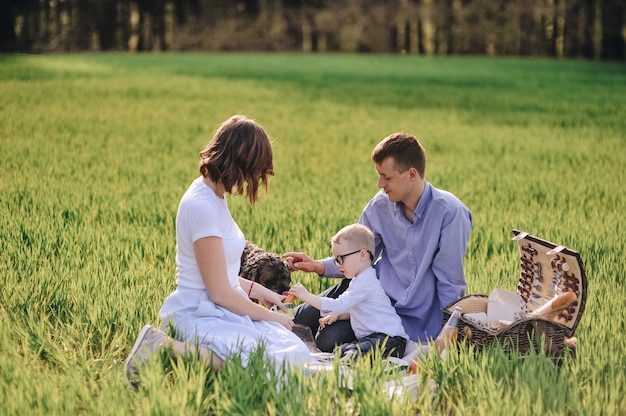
{"left": 240, "top": 241, "right": 291, "bottom": 295}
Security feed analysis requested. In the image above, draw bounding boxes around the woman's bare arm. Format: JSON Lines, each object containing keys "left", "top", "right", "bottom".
{"left": 195, "top": 236, "right": 293, "bottom": 329}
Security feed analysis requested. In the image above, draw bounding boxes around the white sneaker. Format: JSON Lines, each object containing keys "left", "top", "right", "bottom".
{"left": 124, "top": 324, "right": 167, "bottom": 389}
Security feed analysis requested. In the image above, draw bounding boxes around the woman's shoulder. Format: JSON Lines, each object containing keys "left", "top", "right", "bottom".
{"left": 182, "top": 178, "right": 220, "bottom": 202}
{"left": 179, "top": 180, "right": 226, "bottom": 216}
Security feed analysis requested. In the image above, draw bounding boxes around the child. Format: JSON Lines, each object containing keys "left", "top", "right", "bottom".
{"left": 288, "top": 224, "right": 408, "bottom": 361}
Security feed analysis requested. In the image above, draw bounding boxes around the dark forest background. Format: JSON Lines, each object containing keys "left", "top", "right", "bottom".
{"left": 1, "top": 0, "right": 624, "bottom": 60}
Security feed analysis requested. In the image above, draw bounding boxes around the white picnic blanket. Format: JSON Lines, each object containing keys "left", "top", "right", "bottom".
{"left": 303, "top": 341, "right": 432, "bottom": 401}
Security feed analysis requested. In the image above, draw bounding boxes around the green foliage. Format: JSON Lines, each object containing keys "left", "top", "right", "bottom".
{"left": 1, "top": 53, "right": 625, "bottom": 414}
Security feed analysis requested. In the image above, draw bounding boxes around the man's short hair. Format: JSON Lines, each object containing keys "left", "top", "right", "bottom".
{"left": 371, "top": 132, "right": 426, "bottom": 178}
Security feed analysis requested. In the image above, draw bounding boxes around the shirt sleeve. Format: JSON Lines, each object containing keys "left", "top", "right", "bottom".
{"left": 186, "top": 198, "right": 223, "bottom": 243}
{"left": 359, "top": 212, "right": 384, "bottom": 266}
{"left": 320, "top": 278, "right": 370, "bottom": 314}
{"left": 432, "top": 206, "right": 472, "bottom": 309}
{"left": 321, "top": 257, "right": 344, "bottom": 278}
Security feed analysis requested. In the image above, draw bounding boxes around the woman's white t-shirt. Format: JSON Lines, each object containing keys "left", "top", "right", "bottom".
{"left": 160, "top": 177, "right": 311, "bottom": 368}
{"left": 174, "top": 177, "right": 245, "bottom": 290}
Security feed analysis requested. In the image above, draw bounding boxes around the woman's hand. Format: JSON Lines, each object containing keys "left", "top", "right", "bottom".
{"left": 248, "top": 279, "right": 288, "bottom": 312}
{"left": 271, "top": 311, "right": 295, "bottom": 330}
{"left": 283, "top": 251, "right": 325, "bottom": 275}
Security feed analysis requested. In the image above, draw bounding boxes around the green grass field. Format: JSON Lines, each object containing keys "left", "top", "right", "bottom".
{"left": 1, "top": 53, "right": 625, "bottom": 414}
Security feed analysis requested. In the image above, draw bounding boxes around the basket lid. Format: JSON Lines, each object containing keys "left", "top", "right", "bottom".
{"left": 512, "top": 229, "right": 587, "bottom": 337}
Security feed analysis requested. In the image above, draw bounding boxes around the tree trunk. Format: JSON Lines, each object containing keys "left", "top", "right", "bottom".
{"left": 519, "top": 0, "right": 536, "bottom": 56}
{"left": 447, "top": 0, "right": 462, "bottom": 55}
{"left": 563, "top": 0, "right": 583, "bottom": 57}
{"left": 601, "top": 0, "right": 625, "bottom": 60}
{"left": 553, "top": 0, "right": 566, "bottom": 57}
{"left": 543, "top": 0, "right": 556, "bottom": 56}
{"left": 164, "top": 1, "right": 175, "bottom": 51}
{"left": 396, "top": 0, "right": 408, "bottom": 53}
{"left": 128, "top": 1, "right": 140, "bottom": 52}
{"left": 270, "top": 0, "right": 284, "bottom": 49}
{"left": 409, "top": 18, "right": 418, "bottom": 55}
{"left": 0, "top": 0, "right": 17, "bottom": 51}
{"left": 301, "top": 8, "right": 312, "bottom": 53}
{"left": 421, "top": 0, "right": 435, "bottom": 55}
{"left": 94, "top": 1, "right": 118, "bottom": 50}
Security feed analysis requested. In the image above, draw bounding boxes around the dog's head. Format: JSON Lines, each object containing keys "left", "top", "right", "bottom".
{"left": 240, "top": 243, "right": 291, "bottom": 295}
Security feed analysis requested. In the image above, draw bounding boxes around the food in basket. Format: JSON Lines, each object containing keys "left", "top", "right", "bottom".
{"left": 488, "top": 288, "right": 526, "bottom": 323}
{"left": 464, "top": 311, "right": 488, "bottom": 328}
{"left": 564, "top": 336, "right": 577, "bottom": 349}
{"left": 529, "top": 291, "right": 577, "bottom": 320}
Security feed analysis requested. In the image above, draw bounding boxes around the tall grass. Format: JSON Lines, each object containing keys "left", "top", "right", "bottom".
{"left": 1, "top": 53, "right": 625, "bottom": 414}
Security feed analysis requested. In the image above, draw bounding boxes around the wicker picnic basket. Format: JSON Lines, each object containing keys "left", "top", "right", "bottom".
{"left": 442, "top": 230, "right": 587, "bottom": 357}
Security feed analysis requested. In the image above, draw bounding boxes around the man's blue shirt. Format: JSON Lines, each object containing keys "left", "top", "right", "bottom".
{"left": 322, "top": 182, "right": 472, "bottom": 342}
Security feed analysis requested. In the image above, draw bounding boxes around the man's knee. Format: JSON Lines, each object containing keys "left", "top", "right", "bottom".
{"left": 315, "top": 331, "right": 339, "bottom": 353}
{"left": 293, "top": 303, "right": 320, "bottom": 330}
{"left": 315, "top": 321, "right": 355, "bottom": 353}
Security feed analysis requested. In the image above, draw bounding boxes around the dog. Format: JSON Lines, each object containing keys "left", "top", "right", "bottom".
{"left": 240, "top": 241, "right": 292, "bottom": 295}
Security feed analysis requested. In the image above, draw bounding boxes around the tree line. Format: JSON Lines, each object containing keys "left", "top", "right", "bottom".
{"left": 1, "top": 0, "right": 624, "bottom": 60}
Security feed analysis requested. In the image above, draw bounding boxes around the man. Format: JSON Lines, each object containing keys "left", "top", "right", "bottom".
{"left": 285, "top": 132, "right": 472, "bottom": 351}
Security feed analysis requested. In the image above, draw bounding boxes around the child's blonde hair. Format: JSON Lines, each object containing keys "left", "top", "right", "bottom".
{"left": 331, "top": 224, "right": 375, "bottom": 254}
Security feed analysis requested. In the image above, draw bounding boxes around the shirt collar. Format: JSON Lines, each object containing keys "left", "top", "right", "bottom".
{"left": 394, "top": 181, "right": 432, "bottom": 223}
{"left": 415, "top": 182, "right": 432, "bottom": 221}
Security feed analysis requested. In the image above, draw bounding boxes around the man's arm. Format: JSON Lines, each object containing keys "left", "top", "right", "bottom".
{"left": 433, "top": 206, "right": 472, "bottom": 308}
{"left": 284, "top": 251, "right": 345, "bottom": 278}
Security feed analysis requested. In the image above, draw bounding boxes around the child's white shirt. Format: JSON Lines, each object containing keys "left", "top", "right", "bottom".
{"left": 320, "top": 267, "right": 409, "bottom": 339}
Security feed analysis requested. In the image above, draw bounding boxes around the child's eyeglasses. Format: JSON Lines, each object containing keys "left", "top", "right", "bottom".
{"left": 333, "top": 250, "right": 362, "bottom": 266}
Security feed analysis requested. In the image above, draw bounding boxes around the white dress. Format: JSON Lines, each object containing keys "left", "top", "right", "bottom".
{"left": 159, "top": 177, "right": 310, "bottom": 368}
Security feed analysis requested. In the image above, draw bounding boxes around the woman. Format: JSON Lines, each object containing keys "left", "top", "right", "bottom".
{"left": 125, "top": 115, "right": 310, "bottom": 384}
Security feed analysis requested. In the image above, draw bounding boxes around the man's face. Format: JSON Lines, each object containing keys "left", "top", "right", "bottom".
{"left": 375, "top": 157, "right": 412, "bottom": 203}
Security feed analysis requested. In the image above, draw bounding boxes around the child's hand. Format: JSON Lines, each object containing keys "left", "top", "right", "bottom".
{"left": 288, "top": 283, "right": 309, "bottom": 300}
{"left": 319, "top": 314, "right": 338, "bottom": 328}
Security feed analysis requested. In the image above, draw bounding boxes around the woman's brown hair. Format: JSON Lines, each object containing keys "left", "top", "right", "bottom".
{"left": 199, "top": 115, "right": 274, "bottom": 205}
